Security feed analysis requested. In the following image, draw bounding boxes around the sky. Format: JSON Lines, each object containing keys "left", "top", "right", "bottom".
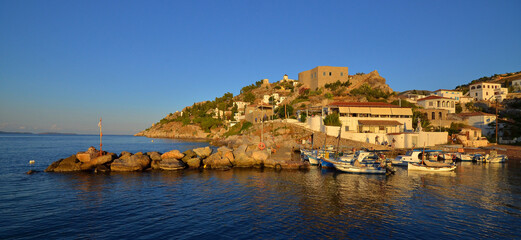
{"left": 1, "top": 0, "right": 520, "bottom": 134}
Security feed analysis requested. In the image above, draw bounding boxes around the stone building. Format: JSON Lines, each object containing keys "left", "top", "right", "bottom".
{"left": 244, "top": 104, "right": 274, "bottom": 123}
{"left": 298, "top": 66, "right": 349, "bottom": 90}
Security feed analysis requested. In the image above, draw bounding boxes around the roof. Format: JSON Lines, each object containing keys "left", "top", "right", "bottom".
{"left": 469, "top": 82, "right": 501, "bottom": 86}
{"left": 417, "top": 95, "right": 453, "bottom": 101}
{"left": 328, "top": 102, "right": 400, "bottom": 108}
{"left": 435, "top": 89, "right": 461, "bottom": 93}
{"left": 458, "top": 112, "right": 495, "bottom": 117}
{"left": 358, "top": 120, "right": 403, "bottom": 126}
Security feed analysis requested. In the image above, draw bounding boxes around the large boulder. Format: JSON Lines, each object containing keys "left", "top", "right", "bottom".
{"left": 111, "top": 154, "right": 151, "bottom": 171}
{"left": 45, "top": 155, "right": 82, "bottom": 172}
{"left": 161, "top": 150, "right": 184, "bottom": 160}
{"left": 158, "top": 158, "right": 186, "bottom": 170}
{"left": 147, "top": 152, "right": 162, "bottom": 161}
{"left": 186, "top": 157, "right": 201, "bottom": 169}
{"left": 119, "top": 151, "right": 132, "bottom": 160}
{"left": 76, "top": 146, "right": 100, "bottom": 163}
{"left": 80, "top": 153, "right": 117, "bottom": 170}
{"left": 203, "top": 152, "right": 232, "bottom": 170}
{"left": 193, "top": 146, "right": 212, "bottom": 159}
{"left": 252, "top": 150, "right": 269, "bottom": 162}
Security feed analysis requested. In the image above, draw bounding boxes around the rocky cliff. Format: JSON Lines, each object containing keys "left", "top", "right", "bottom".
{"left": 350, "top": 70, "right": 393, "bottom": 93}
{"left": 135, "top": 121, "right": 221, "bottom": 139}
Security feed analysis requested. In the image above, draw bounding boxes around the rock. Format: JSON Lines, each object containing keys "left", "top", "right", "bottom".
{"left": 181, "top": 149, "right": 197, "bottom": 163}
{"left": 45, "top": 155, "right": 82, "bottom": 172}
{"left": 26, "top": 170, "right": 38, "bottom": 174}
{"left": 252, "top": 150, "right": 269, "bottom": 162}
{"left": 111, "top": 154, "right": 151, "bottom": 172}
{"left": 151, "top": 159, "right": 162, "bottom": 170}
{"left": 94, "top": 164, "right": 110, "bottom": 173}
{"left": 193, "top": 146, "right": 212, "bottom": 159}
{"left": 76, "top": 146, "right": 100, "bottom": 163}
{"left": 80, "top": 153, "right": 116, "bottom": 170}
{"left": 186, "top": 157, "right": 201, "bottom": 169}
{"left": 234, "top": 153, "right": 257, "bottom": 168}
{"left": 203, "top": 152, "right": 232, "bottom": 169}
{"left": 147, "top": 152, "right": 162, "bottom": 161}
{"left": 158, "top": 158, "right": 186, "bottom": 170}
{"left": 161, "top": 150, "right": 184, "bottom": 160}
{"left": 119, "top": 151, "right": 132, "bottom": 159}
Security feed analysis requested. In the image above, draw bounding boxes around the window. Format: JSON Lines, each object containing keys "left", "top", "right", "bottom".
{"left": 451, "top": 102, "right": 454, "bottom": 108}
{"left": 439, "top": 112, "right": 442, "bottom": 119}
{"left": 323, "top": 72, "right": 325, "bottom": 76}
{"left": 429, "top": 102, "right": 433, "bottom": 106}
{"left": 329, "top": 72, "right": 332, "bottom": 76}
{"left": 471, "top": 86, "right": 476, "bottom": 90}
{"left": 341, "top": 72, "right": 343, "bottom": 76}
{"left": 345, "top": 126, "right": 349, "bottom": 131}
{"left": 432, "top": 112, "right": 435, "bottom": 119}
{"left": 379, "top": 126, "right": 385, "bottom": 131}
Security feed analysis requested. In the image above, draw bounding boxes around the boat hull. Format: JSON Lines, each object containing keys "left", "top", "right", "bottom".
{"left": 408, "top": 163, "right": 456, "bottom": 172}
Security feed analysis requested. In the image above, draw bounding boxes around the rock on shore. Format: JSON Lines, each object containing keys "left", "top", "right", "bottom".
{"left": 45, "top": 138, "right": 310, "bottom": 173}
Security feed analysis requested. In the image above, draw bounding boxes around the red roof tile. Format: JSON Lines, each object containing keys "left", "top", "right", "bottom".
{"left": 416, "top": 95, "right": 453, "bottom": 101}
{"left": 328, "top": 102, "right": 400, "bottom": 108}
{"left": 358, "top": 120, "right": 403, "bottom": 126}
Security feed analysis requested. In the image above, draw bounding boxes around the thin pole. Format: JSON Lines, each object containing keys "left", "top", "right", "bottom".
{"left": 496, "top": 99, "right": 498, "bottom": 144}
{"left": 99, "top": 118, "right": 103, "bottom": 156}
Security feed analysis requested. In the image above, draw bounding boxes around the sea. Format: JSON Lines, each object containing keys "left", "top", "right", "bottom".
{"left": 1, "top": 134, "right": 520, "bottom": 239}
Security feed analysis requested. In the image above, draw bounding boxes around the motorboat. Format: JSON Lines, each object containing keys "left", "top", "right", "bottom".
{"left": 392, "top": 150, "right": 423, "bottom": 166}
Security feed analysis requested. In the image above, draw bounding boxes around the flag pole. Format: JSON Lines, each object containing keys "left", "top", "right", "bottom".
{"left": 99, "top": 118, "right": 103, "bottom": 156}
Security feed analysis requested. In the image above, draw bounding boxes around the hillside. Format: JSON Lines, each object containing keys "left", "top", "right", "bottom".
{"left": 135, "top": 70, "right": 395, "bottom": 139}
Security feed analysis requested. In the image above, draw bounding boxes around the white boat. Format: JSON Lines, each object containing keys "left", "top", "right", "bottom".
{"left": 323, "top": 157, "right": 387, "bottom": 174}
{"left": 483, "top": 153, "right": 508, "bottom": 163}
{"left": 392, "top": 150, "right": 423, "bottom": 166}
{"left": 408, "top": 161, "right": 456, "bottom": 172}
{"left": 455, "top": 153, "right": 473, "bottom": 161}
{"left": 307, "top": 154, "right": 320, "bottom": 165}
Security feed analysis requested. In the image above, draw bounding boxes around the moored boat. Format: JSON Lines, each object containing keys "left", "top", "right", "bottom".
{"left": 408, "top": 160, "right": 456, "bottom": 172}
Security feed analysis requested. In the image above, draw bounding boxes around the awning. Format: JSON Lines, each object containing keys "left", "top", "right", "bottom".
{"left": 339, "top": 107, "right": 350, "bottom": 114}
{"left": 391, "top": 108, "right": 413, "bottom": 115}
{"left": 350, "top": 107, "right": 371, "bottom": 114}
{"left": 370, "top": 107, "right": 392, "bottom": 115}
{"left": 358, "top": 120, "right": 403, "bottom": 126}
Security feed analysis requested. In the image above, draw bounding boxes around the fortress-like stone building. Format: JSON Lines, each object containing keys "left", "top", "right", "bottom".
{"left": 298, "top": 66, "right": 349, "bottom": 90}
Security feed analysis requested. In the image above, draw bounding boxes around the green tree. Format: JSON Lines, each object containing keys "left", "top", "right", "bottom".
{"left": 300, "top": 112, "right": 307, "bottom": 123}
{"left": 275, "top": 104, "right": 294, "bottom": 119}
{"left": 455, "top": 103, "right": 463, "bottom": 113}
{"left": 323, "top": 113, "right": 342, "bottom": 126}
{"left": 244, "top": 92, "right": 255, "bottom": 103}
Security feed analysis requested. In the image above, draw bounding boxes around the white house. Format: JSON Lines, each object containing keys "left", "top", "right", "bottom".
{"left": 469, "top": 82, "right": 507, "bottom": 102}
{"left": 433, "top": 89, "right": 463, "bottom": 101}
{"left": 458, "top": 112, "right": 496, "bottom": 137}
{"left": 416, "top": 96, "right": 456, "bottom": 113}
{"left": 304, "top": 102, "right": 447, "bottom": 148}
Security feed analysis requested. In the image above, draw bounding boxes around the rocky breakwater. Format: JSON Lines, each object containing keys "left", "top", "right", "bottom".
{"left": 45, "top": 140, "right": 309, "bottom": 173}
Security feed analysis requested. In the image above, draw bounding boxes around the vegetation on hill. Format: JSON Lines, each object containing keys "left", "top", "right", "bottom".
{"left": 350, "top": 83, "right": 393, "bottom": 101}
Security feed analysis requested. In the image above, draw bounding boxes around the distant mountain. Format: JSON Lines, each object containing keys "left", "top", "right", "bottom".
{"left": 38, "top": 132, "right": 78, "bottom": 135}
{"left": 0, "top": 131, "right": 34, "bottom": 135}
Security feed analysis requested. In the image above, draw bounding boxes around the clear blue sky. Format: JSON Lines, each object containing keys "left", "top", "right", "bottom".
{"left": 1, "top": 0, "right": 520, "bottom": 134}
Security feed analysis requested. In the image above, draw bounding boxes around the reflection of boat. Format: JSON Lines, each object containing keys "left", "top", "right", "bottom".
{"left": 408, "top": 160, "right": 456, "bottom": 172}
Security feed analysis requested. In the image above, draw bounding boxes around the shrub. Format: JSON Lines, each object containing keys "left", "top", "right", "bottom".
{"left": 350, "top": 84, "right": 391, "bottom": 99}
{"left": 323, "top": 113, "right": 342, "bottom": 126}
{"left": 300, "top": 112, "right": 307, "bottom": 122}
{"left": 324, "top": 80, "right": 351, "bottom": 91}
{"left": 324, "top": 93, "right": 333, "bottom": 99}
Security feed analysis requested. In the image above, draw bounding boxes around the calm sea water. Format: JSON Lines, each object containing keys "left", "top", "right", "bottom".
{"left": 1, "top": 134, "right": 520, "bottom": 239}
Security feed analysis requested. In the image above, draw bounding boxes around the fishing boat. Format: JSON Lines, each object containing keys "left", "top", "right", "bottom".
{"left": 408, "top": 160, "right": 456, "bottom": 172}
{"left": 322, "top": 156, "right": 387, "bottom": 174}
{"left": 454, "top": 152, "right": 473, "bottom": 161}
